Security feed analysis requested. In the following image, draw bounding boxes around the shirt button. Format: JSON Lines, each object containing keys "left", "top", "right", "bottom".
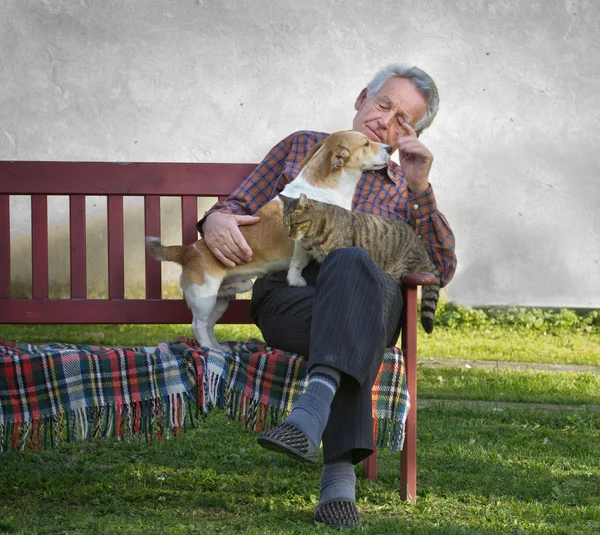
{"left": 413, "top": 204, "right": 419, "bottom": 210}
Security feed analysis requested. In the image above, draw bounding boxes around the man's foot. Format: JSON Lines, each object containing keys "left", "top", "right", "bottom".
{"left": 314, "top": 500, "right": 360, "bottom": 528}
{"left": 314, "top": 457, "right": 359, "bottom": 528}
{"left": 257, "top": 422, "right": 318, "bottom": 464}
{"left": 257, "top": 365, "right": 340, "bottom": 464}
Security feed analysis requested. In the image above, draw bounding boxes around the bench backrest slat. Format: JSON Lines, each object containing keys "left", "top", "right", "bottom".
{"left": 181, "top": 196, "right": 198, "bottom": 248}
{"left": 0, "top": 194, "right": 9, "bottom": 299}
{"left": 32, "top": 195, "right": 49, "bottom": 299}
{"left": 107, "top": 195, "right": 125, "bottom": 299}
{"left": 144, "top": 195, "right": 162, "bottom": 299}
{"left": 69, "top": 195, "right": 87, "bottom": 299}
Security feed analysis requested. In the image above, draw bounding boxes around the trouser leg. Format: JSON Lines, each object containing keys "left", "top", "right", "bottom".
{"left": 251, "top": 247, "right": 404, "bottom": 464}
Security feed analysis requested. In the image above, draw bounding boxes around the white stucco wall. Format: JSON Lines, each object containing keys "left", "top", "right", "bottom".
{"left": 1, "top": 0, "right": 599, "bottom": 307}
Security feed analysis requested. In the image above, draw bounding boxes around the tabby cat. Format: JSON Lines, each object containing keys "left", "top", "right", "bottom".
{"left": 281, "top": 193, "right": 441, "bottom": 333}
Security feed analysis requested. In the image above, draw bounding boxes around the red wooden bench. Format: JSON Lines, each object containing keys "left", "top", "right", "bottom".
{"left": 0, "top": 160, "right": 434, "bottom": 503}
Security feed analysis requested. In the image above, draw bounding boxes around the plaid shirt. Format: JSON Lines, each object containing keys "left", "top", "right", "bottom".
{"left": 201, "top": 130, "right": 456, "bottom": 287}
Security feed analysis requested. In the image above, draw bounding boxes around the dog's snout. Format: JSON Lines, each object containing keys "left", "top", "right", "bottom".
{"left": 384, "top": 145, "right": 393, "bottom": 154}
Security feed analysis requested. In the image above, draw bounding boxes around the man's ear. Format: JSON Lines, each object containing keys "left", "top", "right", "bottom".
{"left": 332, "top": 147, "right": 350, "bottom": 169}
{"left": 354, "top": 88, "right": 368, "bottom": 111}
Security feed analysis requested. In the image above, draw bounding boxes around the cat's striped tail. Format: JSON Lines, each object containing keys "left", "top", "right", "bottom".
{"left": 420, "top": 265, "right": 441, "bottom": 334}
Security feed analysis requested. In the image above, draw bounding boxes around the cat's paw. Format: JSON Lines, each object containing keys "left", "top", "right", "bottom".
{"left": 287, "top": 273, "right": 307, "bottom": 287}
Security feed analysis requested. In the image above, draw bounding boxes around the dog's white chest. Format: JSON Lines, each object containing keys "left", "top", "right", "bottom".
{"left": 280, "top": 177, "right": 354, "bottom": 210}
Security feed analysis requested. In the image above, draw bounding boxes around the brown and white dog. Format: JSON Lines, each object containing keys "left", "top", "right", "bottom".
{"left": 146, "top": 131, "right": 392, "bottom": 349}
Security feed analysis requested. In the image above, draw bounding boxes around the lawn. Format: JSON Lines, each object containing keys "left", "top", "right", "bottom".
{"left": 418, "top": 367, "right": 600, "bottom": 406}
{"left": 419, "top": 327, "right": 600, "bottom": 367}
{"left": 1, "top": 308, "right": 599, "bottom": 534}
{"left": 0, "top": 406, "right": 598, "bottom": 534}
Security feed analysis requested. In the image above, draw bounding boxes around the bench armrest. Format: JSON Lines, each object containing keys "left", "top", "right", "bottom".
{"left": 401, "top": 272, "right": 437, "bottom": 287}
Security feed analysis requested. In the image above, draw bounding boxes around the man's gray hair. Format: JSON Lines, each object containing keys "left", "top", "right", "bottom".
{"left": 366, "top": 64, "right": 439, "bottom": 134}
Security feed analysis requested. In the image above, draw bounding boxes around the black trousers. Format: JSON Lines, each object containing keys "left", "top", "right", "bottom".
{"left": 250, "top": 247, "right": 404, "bottom": 464}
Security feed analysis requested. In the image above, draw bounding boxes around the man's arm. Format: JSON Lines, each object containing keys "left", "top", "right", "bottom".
{"left": 397, "top": 124, "right": 456, "bottom": 286}
{"left": 197, "top": 131, "right": 326, "bottom": 266}
{"left": 407, "top": 186, "right": 456, "bottom": 287}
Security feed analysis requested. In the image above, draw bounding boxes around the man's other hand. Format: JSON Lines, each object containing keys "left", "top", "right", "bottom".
{"left": 397, "top": 122, "right": 433, "bottom": 196}
{"left": 203, "top": 212, "right": 260, "bottom": 267}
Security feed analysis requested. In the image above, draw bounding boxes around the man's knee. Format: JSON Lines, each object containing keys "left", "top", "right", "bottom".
{"left": 321, "top": 247, "right": 378, "bottom": 271}
{"left": 319, "top": 247, "right": 382, "bottom": 288}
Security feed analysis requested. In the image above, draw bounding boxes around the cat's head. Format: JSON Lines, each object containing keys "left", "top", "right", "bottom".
{"left": 280, "top": 193, "right": 316, "bottom": 239}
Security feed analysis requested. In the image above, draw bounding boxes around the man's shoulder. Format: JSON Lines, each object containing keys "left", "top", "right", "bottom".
{"left": 282, "top": 130, "right": 329, "bottom": 144}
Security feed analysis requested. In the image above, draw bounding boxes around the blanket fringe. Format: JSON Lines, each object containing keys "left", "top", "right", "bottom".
{"left": 0, "top": 396, "right": 205, "bottom": 453}
{"left": 1, "top": 338, "right": 409, "bottom": 453}
{"left": 225, "top": 390, "right": 289, "bottom": 433}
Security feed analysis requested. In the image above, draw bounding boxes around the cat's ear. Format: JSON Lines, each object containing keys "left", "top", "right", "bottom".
{"left": 332, "top": 147, "right": 350, "bottom": 169}
{"left": 297, "top": 193, "right": 310, "bottom": 210}
{"left": 278, "top": 193, "right": 292, "bottom": 206}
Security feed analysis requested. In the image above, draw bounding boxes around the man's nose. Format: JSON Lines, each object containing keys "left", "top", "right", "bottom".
{"left": 378, "top": 111, "right": 395, "bottom": 128}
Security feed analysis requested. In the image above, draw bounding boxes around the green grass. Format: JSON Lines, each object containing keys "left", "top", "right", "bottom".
{"left": 1, "top": 322, "right": 599, "bottom": 367}
{"left": 418, "top": 327, "right": 600, "bottom": 367}
{"left": 418, "top": 367, "right": 600, "bottom": 406}
{"left": 1, "top": 309, "right": 599, "bottom": 533}
{"left": 0, "top": 407, "right": 598, "bottom": 534}
{"left": 0, "top": 324, "right": 262, "bottom": 347}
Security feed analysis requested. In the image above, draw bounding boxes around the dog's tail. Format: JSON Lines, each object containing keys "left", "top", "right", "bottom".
{"left": 145, "top": 236, "right": 186, "bottom": 265}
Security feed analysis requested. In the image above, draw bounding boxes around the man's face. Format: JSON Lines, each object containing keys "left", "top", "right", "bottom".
{"left": 352, "top": 77, "right": 428, "bottom": 152}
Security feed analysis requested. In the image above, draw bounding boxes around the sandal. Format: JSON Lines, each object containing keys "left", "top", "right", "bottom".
{"left": 257, "top": 422, "right": 318, "bottom": 464}
{"left": 314, "top": 499, "right": 360, "bottom": 529}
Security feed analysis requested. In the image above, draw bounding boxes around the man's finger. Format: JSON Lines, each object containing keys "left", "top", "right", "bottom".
{"left": 234, "top": 215, "right": 260, "bottom": 226}
{"left": 401, "top": 121, "right": 418, "bottom": 138}
{"left": 210, "top": 245, "right": 236, "bottom": 268}
{"left": 229, "top": 226, "right": 254, "bottom": 261}
{"left": 208, "top": 233, "right": 247, "bottom": 266}
{"left": 398, "top": 138, "right": 430, "bottom": 157}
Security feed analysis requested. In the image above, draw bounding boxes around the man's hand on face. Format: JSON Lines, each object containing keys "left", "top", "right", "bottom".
{"left": 397, "top": 122, "right": 433, "bottom": 196}
{"left": 202, "top": 211, "right": 260, "bottom": 267}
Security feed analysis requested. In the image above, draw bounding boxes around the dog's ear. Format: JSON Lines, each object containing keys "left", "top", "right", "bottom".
{"left": 299, "top": 140, "right": 326, "bottom": 168}
{"left": 332, "top": 147, "right": 351, "bottom": 169}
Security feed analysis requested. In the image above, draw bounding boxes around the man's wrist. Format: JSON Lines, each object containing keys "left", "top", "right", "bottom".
{"left": 196, "top": 210, "right": 219, "bottom": 236}
{"left": 407, "top": 184, "right": 438, "bottom": 219}
{"left": 407, "top": 182, "right": 430, "bottom": 196}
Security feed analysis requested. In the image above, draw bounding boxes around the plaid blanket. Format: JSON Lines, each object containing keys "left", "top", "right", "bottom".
{"left": 0, "top": 337, "right": 409, "bottom": 453}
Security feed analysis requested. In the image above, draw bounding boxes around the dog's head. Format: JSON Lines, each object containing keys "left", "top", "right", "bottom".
{"left": 299, "top": 131, "right": 392, "bottom": 185}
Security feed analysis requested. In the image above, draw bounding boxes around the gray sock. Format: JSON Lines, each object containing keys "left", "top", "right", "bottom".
{"left": 319, "top": 456, "right": 357, "bottom": 505}
{"left": 285, "top": 365, "right": 341, "bottom": 447}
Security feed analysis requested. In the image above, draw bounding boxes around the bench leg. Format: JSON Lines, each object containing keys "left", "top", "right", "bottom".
{"left": 362, "top": 448, "right": 378, "bottom": 480}
{"left": 400, "top": 285, "right": 418, "bottom": 503}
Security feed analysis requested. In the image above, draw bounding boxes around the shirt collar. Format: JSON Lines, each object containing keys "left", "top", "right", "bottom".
{"left": 385, "top": 160, "right": 404, "bottom": 186}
